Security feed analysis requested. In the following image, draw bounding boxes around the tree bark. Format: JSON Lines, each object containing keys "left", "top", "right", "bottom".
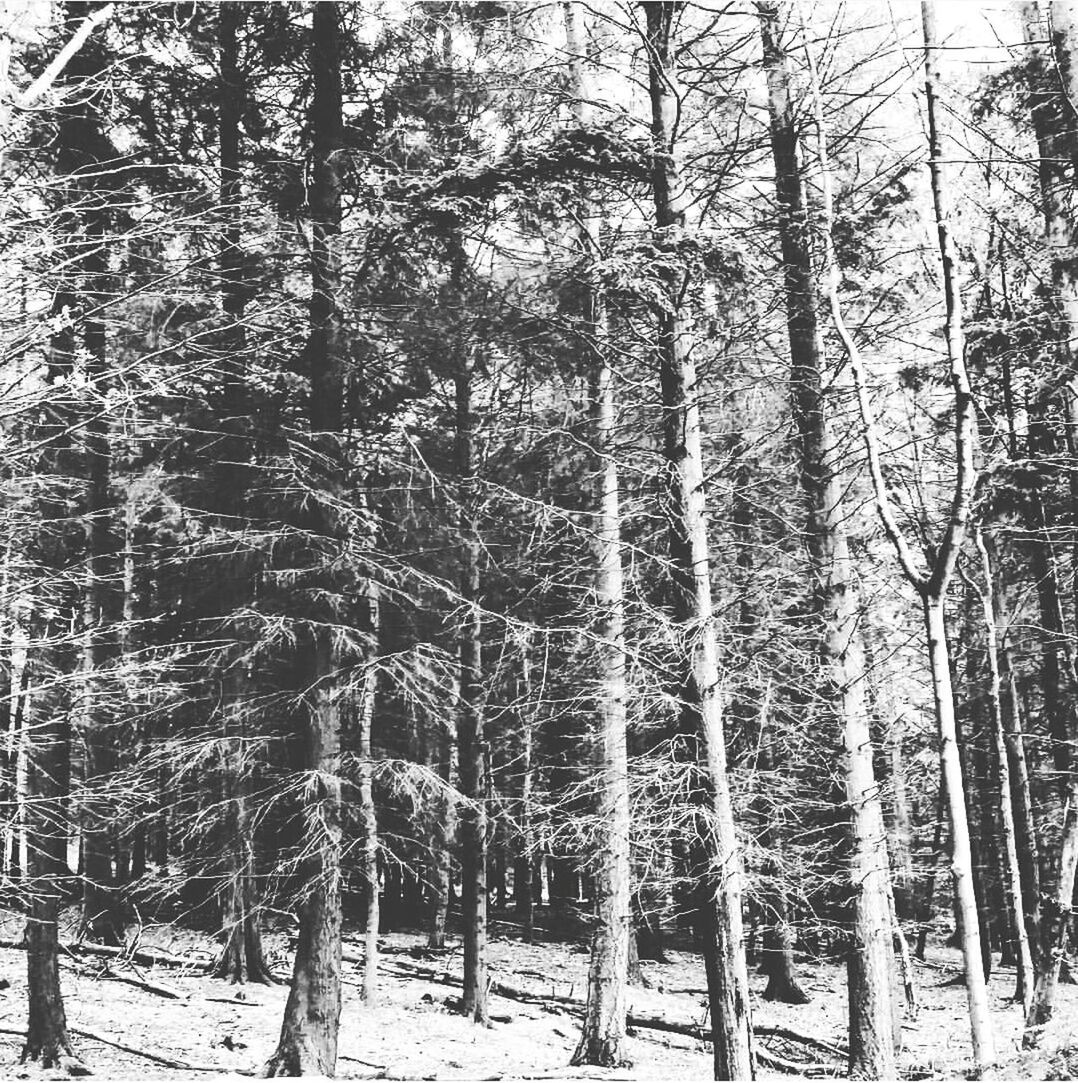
{"left": 211, "top": 0, "right": 272, "bottom": 986}
{"left": 1019, "top": 4, "right": 1078, "bottom": 1042}
{"left": 924, "top": 597, "right": 997, "bottom": 1071}
{"left": 358, "top": 569, "right": 381, "bottom": 1003}
{"left": 264, "top": 3, "right": 345, "bottom": 1073}
{"left": 22, "top": 633, "right": 83, "bottom": 1074}
{"left": 56, "top": 0, "right": 123, "bottom": 949}
{"left": 819, "top": 2, "right": 996, "bottom": 1071}
{"left": 972, "top": 532, "right": 1035, "bottom": 1011}
{"left": 456, "top": 356, "right": 489, "bottom": 1027}
{"left": 564, "top": 3, "right": 632, "bottom": 1067}
{"left": 644, "top": 7, "right": 753, "bottom": 1079}
{"left": 762, "top": 7, "right": 894, "bottom": 1072}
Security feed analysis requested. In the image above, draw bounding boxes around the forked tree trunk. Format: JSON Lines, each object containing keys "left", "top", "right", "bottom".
{"left": 817, "top": 2, "right": 996, "bottom": 1071}
{"left": 644, "top": 7, "right": 753, "bottom": 1079}
{"left": 760, "top": 7, "right": 894, "bottom": 1073}
{"left": 564, "top": 2, "right": 632, "bottom": 1067}
{"left": 264, "top": 3, "right": 345, "bottom": 1073}
{"left": 456, "top": 358, "right": 489, "bottom": 1026}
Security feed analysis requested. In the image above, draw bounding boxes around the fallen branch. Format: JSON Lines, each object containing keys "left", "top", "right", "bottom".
{"left": 339, "top": 1053, "right": 389, "bottom": 1069}
{"left": 755, "top": 1026, "right": 848, "bottom": 1061}
{"left": 755, "top": 1048, "right": 841, "bottom": 1077}
{"left": 359, "top": 953, "right": 844, "bottom": 1073}
{"left": 0, "top": 1025, "right": 246, "bottom": 1075}
{"left": 0, "top": 936, "right": 208, "bottom": 973}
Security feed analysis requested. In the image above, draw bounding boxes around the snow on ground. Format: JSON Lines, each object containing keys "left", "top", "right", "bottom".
{"left": 0, "top": 912, "right": 1073, "bottom": 1080}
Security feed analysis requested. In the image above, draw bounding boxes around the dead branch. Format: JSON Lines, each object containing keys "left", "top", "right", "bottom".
{"left": 0, "top": 1025, "right": 246, "bottom": 1074}
{"left": 0, "top": 936, "right": 209, "bottom": 972}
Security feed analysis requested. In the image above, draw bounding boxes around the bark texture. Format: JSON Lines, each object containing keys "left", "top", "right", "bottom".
{"left": 645, "top": 6, "right": 754, "bottom": 1079}
{"left": 760, "top": 6, "right": 894, "bottom": 1073}
{"left": 456, "top": 358, "right": 489, "bottom": 1026}
{"left": 565, "top": 3, "right": 632, "bottom": 1067}
{"left": 264, "top": 3, "right": 345, "bottom": 1073}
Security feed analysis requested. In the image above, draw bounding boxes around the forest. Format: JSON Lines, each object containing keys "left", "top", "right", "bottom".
{"left": 0, "top": 0, "right": 1077, "bottom": 1079}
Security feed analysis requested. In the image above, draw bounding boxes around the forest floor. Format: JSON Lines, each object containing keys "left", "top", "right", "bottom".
{"left": 0, "top": 910, "right": 1074, "bottom": 1081}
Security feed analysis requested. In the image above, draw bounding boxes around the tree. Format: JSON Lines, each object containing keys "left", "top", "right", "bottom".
{"left": 758, "top": 5, "right": 895, "bottom": 1074}
{"left": 831, "top": 1, "right": 996, "bottom": 1071}
{"left": 264, "top": 2, "right": 346, "bottom": 1073}
{"left": 565, "top": 1, "right": 632, "bottom": 1068}
{"left": 643, "top": 5, "right": 754, "bottom": 1079}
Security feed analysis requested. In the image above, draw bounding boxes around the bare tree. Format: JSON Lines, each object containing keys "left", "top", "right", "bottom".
{"left": 563, "top": 1, "right": 632, "bottom": 1068}
{"left": 642, "top": 5, "right": 754, "bottom": 1078}
{"left": 760, "top": 6, "right": 895, "bottom": 1074}
{"left": 264, "top": 2, "right": 346, "bottom": 1073}
{"left": 814, "top": 2, "right": 996, "bottom": 1070}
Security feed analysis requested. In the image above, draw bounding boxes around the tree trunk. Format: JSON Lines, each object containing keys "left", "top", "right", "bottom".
{"left": 924, "top": 597, "right": 996, "bottom": 1070}
{"left": 999, "top": 637, "right": 1041, "bottom": 952}
{"left": 22, "top": 634, "right": 83, "bottom": 1074}
{"left": 645, "top": 7, "right": 753, "bottom": 1079}
{"left": 358, "top": 574, "right": 381, "bottom": 1003}
{"left": 1019, "top": 4, "right": 1078, "bottom": 1042}
{"left": 455, "top": 358, "right": 489, "bottom": 1026}
{"left": 835, "top": 4, "right": 996, "bottom": 1070}
{"left": 973, "top": 533, "right": 1035, "bottom": 1010}
{"left": 1023, "top": 792, "right": 1078, "bottom": 1046}
{"left": 515, "top": 687, "right": 534, "bottom": 945}
{"left": 760, "top": 6, "right": 894, "bottom": 1072}
{"left": 66, "top": 0, "right": 122, "bottom": 947}
{"left": 211, "top": 0, "right": 272, "bottom": 986}
{"left": 265, "top": 638, "right": 343, "bottom": 1077}
{"left": 265, "top": 3, "right": 345, "bottom": 1073}
{"left": 564, "top": 3, "right": 632, "bottom": 1067}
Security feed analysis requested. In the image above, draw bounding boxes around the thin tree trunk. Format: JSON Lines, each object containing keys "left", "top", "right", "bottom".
{"left": 924, "top": 597, "right": 997, "bottom": 1070}
{"left": 264, "top": 3, "right": 345, "bottom": 1072}
{"left": 915, "top": 779, "right": 945, "bottom": 960}
{"left": 973, "top": 532, "right": 1034, "bottom": 1011}
{"left": 358, "top": 573, "right": 381, "bottom": 1003}
{"left": 999, "top": 637, "right": 1041, "bottom": 950}
{"left": 515, "top": 686, "right": 534, "bottom": 945}
{"left": 644, "top": 7, "right": 753, "bottom": 1079}
{"left": 890, "top": 714, "right": 916, "bottom": 920}
{"left": 456, "top": 357, "right": 489, "bottom": 1027}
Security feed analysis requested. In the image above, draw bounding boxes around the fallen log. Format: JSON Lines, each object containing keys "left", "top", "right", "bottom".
{"left": 0, "top": 936, "right": 209, "bottom": 973}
